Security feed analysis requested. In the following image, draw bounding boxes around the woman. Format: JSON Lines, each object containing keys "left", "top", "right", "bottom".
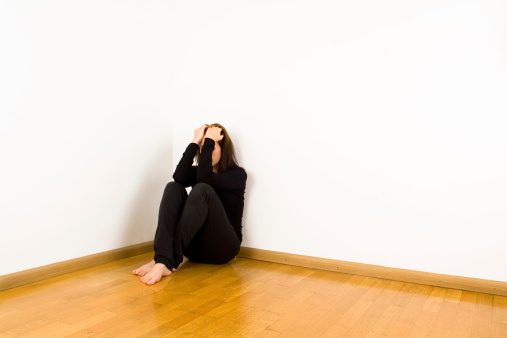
{"left": 133, "top": 123, "right": 247, "bottom": 285}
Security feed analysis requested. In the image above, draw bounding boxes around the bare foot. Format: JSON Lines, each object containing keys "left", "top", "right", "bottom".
{"left": 132, "top": 260, "right": 155, "bottom": 276}
{"left": 140, "top": 263, "right": 172, "bottom": 285}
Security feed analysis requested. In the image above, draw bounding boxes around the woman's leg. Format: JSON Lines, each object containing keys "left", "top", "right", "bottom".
{"left": 133, "top": 182, "right": 187, "bottom": 276}
{"left": 154, "top": 182, "right": 188, "bottom": 270}
{"left": 173, "top": 183, "right": 241, "bottom": 268}
{"left": 138, "top": 182, "right": 240, "bottom": 285}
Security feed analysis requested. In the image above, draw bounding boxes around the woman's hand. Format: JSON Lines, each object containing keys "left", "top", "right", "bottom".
{"left": 192, "top": 124, "right": 208, "bottom": 145}
{"left": 205, "top": 126, "right": 224, "bottom": 142}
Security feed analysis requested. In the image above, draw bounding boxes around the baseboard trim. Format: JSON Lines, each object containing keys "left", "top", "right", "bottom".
{"left": 237, "top": 247, "right": 507, "bottom": 297}
{"left": 0, "top": 241, "right": 153, "bottom": 292}
{"left": 3, "top": 244, "right": 506, "bottom": 296}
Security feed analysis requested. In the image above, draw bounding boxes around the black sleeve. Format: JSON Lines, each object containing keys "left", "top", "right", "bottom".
{"left": 172, "top": 142, "right": 199, "bottom": 187}
{"left": 197, "top": 138, "right": 247, "bottom": 190}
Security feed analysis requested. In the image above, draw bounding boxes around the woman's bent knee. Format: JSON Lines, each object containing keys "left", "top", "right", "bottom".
{"left": 164, "top": 181, "right": 187, "bottom": 194}
{"left": 190, "top": 182, "right": 214, "bottom": 196}
{"left": 192, "top": 182, "right": 212, "bottom": 191}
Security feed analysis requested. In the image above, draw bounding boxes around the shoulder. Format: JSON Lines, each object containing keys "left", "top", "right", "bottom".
{"left": 234, "top": 166, "right": 246, "bottom": 174}
{"left": 226, "top": 167, "right": 247, "bottom": 181}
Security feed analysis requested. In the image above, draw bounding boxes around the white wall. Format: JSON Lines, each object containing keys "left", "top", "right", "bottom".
{"left": 0, "top": 1, "right": 173, "bottom": 275}
{"left": 2, "top": 0, "right": 506, "bottom": 283}
{"left": 170, "top": 0, "right": 507, "bottom": 281}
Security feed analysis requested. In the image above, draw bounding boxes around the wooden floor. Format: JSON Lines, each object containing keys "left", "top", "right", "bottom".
{"left": 1, "top": 253, "right": 507, "bottom": 337}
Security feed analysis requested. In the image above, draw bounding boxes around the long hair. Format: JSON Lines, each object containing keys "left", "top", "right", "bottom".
{"left": 195, "top": 123, "right": 245, "bottom": 173}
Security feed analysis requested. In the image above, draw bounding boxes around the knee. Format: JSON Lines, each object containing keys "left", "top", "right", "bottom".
{"left": 190, "top": 183, "right": 213, "bottom": 194}
{"left": 164, "top": 181, "right": 187, "bottom": 194}
{"left": 188, "top": 183, "right": 216, "bottom": 201}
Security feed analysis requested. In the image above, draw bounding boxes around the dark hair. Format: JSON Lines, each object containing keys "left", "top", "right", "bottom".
{"left": 195, "top": 123, "right": 245, "bottom": 173}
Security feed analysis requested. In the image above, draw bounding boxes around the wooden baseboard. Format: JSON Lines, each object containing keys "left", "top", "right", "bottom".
{"left": 237, "top": 247, "right": 507, "bottom": 297}
{"left": 3, "top": 243, "right": 506, "bottom": 297}
{"left": 0, "top": 241, "right": 153, "bottom": 292}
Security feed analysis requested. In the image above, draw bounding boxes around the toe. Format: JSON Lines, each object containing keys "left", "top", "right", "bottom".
{"left": 147, "top": 276, "right": 158, "bottom": 285}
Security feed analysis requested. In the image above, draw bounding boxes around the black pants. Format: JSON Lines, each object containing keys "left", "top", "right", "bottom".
{"left": 153, "top": 182, "right": 240, "bottom": 270}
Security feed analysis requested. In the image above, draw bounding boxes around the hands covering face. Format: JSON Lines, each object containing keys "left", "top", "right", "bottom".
{"left": 192, "top": 124, "right": 224, "bottom": 147}
{"left": 193, "top": 124, "right": 208, "bottom": 145}
{"left": 204, "top": 126, "right": 224, "bottom": 142}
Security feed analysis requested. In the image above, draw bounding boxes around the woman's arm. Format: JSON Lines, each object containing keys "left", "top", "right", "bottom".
{"left": 197, "top": 138, "right": 247, "bottom": 190}
{"left": 172, "top": 144, "right": 198, "bottom": 187}
{"left": 173, "top": 125, "right": 207, "bottom": 187}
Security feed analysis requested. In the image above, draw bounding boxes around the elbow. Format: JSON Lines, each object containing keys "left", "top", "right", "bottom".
{"left": 173, "top": 174, "right": 185, "bottom": 184}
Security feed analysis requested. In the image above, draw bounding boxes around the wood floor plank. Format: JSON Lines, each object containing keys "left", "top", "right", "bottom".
{"left": 471, "top": 292, "right": 494, "bottom": 337}
{"left": 134, "top": 324, "right": 175, "bottom": 338}
{"left": 422, "top": 286, "right": 447, "bottom": 313}
{"left": 410, "top": 309, "right": 439, "bottom": 337}
{"left": 254, "top": 329, "right": 280, "bottom": 337}
{"left": 205, "top": 297, "right": 254, "bottom": 321}
{"left": 362, "top": 280, "right": 405, "bottom": 318}
{"left": 493, "top": 295, "right": 507, "bottom": 324}
{"left": 429, "top": 299, "right": 460, "bottom": 336}
{"left": 235, "top": 308, "right": 280, "bottom": 336}
{"left": 399, "top": 281, "right": 433, "bottom": 299}
{"left": 1, "top": 298, "right": 69, "bottom": 333}
{"left": 334, "top": 298, "right": 373, "bottom": 329}
{"left": 296, "top": 294, "right": 352, "bottom": 336}
{"left": 162, "top": 310, "right": 207, "bottom": 331}
{"left": 32, "top": 311, "right": 116, "bottom": 337}
{"left": 492, "top": 322, "right": 507, "bottom": 337}
{"left": 322, "top": 323, "right": 349, "bottom": 337}
{"left": 444, "top": 288, "right": 463, "bottom": 303}
{"left": 345, "top": 313, "right": 381, "bottom": 337}
{"left": 16, "top": 321, "right": 72, "bottom": 337}
{"left": 389, "top": 319, "right": 414, "bottom": 337}
{"left": 58, "top": 299, "right": 133, "bottom": 325}
{"left": 91, "top": 318, "right": 147, "bottom": 338}
{"left": 3, "top": 315, "right": 55, "bottom": 337}
{"left": 83, "top": 299, "right": 161, "bottom": 334}
{"left": 237, "top": 320, "right": 277, "bottom": 337}
{"left": 266, "top": 290, "right": 327, "bottom": 333}
{"left": 137, "top": 307, "right": 187, "bottom": 325}
{"left": 448, "top": 290, "right": 477, "bottom": 337}
{"left": 397, "top": 293, "right": 428, "bottom": 326}
{"left": 369, "top": 304, "right": 405, "bottom": 336}
{"left": 182, "top": 314, "right": 246, "bottom": 336}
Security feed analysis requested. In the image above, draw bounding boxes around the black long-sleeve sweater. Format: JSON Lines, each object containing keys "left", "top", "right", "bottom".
{"left": 172, "top": 137, "right": 247, "bottom": 242}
